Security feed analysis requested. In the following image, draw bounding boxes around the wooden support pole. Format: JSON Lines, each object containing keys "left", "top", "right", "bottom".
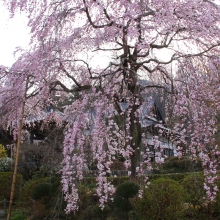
{"left": 7, "top": 80, "right": 28, "bottom": 220}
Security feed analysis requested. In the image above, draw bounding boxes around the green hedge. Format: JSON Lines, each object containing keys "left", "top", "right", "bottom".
{"left": 80, "top": 173, "right": 197, "bottom": 190}
{"left": 148, "top": 172, "right": 194, "bottom": 182}
{"left": 82, "top": 176, "right": 129, "bottom": 187}
{"left": 162, "top": 156, "right": 202, "bottom": 173}
{"left": 135, "top": 178, "right": 185, "bottom": 220}
{"left": 0, "top": 172, "right": 22, "bottom": 201}
{"left": 182, "top": 173, "right": 205, "bottom": 207}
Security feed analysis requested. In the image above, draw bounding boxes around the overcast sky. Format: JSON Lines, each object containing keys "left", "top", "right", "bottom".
{"left": 1, "top": 1, "right": 219, "bottom": 68}
{"left": 0, "top": 3, "right": 30, "bottom": 67}
{"left": 0, "top": 3, "right": 111, "bottom": 69}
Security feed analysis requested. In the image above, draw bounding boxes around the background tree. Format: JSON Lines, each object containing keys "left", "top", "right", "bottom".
{"left": 0, "top": 54, "right": 64, "bottom": 219}
{"left": 2, "top": 0, "right": 220, "bottom": 213}
{"left": 0, "top": 144, "right": 7, "bottom": 158}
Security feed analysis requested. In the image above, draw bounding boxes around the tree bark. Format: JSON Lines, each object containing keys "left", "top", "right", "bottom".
{"left": 130, "top": 128, "right": 142, "bottom": 178}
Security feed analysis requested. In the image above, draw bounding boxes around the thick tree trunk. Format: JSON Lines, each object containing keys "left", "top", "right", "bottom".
{"left": 130, "top": 115, "right": 142, "bottom": 178}
{"left": 130, "top": 153, "right": 137, "bottom": 178}
{"left": 130, "top": 136, "right": 142, "bottom": 177}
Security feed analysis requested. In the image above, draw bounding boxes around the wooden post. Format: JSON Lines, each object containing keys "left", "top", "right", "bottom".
{"left": 7, "top": 80, "right": 28, "bottom": 220}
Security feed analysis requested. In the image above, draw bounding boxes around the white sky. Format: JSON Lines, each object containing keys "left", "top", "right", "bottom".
{"left": 0, "top": 3, "right": 111, "bottom": 69}
{"left": 0, "top": 0, "right": 219, "bottom": 68}
{"left": 0, "top": 3, "right": 30, "bottom": 67}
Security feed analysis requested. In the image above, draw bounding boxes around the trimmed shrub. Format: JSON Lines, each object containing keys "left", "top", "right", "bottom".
{"left": 163, "top": 156, "right": 202, "bottom": 173}
{"left": 11, "top": 209, "right": 30, "bottom": 220}
{"left": 82, "top": 173, "right": 191, "bottom": 189}
{"left": 82, "top": 177, "right": 96, "bottom": 185}
{"left": 77, "top": 184, "right": 90, "bottom": 210}
{"left": 10, "top": 213, "right": 26, "bottom": 220}
{"left": 19, "top": 177, "right": 49, "bottom": 205}
{"left": 49, "top": 176, "right": 61, "bottom": 197}
{"left": 78, "top": 204, "right": 112, "bottom": 220}
{"left": 109, "top": 176, "right": 129, "bottom": 186}
{"left": 148, "top": 172, "right": 190, "bottom": 182}
{"left": 31, "top": 183, "right": 50, "bottom": 200}
{"left": 210, "top": 179, "right": 220, "bottom": 218}
{"left": 135, "top": 178, "right": 184, "bottom": 220}
{"left": 82, "top": 176, "right": 130, "bottom": 187}
{"left": 182, "top": 173, "right": 205, "bottom": 208}
{"left": 114, "top": 181, "right": 140, "bottom": 211}
{"left": 0, "top": 172, "right": 22, "bottom": 201}
{"left": 87, "top": 183, "right": 96, "bottom": 189}
{"left": 31, "top": 181, "right": 53, "bottom": 218}
{"left": 111, "top": 208, "right": 129, "bottom": 220}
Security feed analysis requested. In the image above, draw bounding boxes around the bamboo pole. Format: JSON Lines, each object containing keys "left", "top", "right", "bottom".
{"left": 7, "top": 80, "right": 28, "bottom": 220}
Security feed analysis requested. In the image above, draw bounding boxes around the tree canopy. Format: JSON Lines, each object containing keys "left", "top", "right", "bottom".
{"left": 1, "top": 0, "right": 220, "bottom": 213}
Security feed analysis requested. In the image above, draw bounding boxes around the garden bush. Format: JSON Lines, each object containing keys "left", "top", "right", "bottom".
{"left": 134, "top": 178, "right": 185, "bottom": 220}
{"left": 10, "top": 209, "right": 30, "bottom": 220}
{"left": 10, "top": 213, "right": 26, "bottom": 220}
{"left": 78, "top": 204, "right": 112, "bottom": 220}
{"left": 114, "top": 181, "right": 140, "bottom": 211}
{"left": 31, "top": 181, "right": 55, "bottom": 218}
{"left": 49, "top": 176, "right": 61, "bottom": 197}
{"left": 0, "top": 172, "right": 22, "bottom": 201}
{"left": 148, "top": 172, "right": 190, "bottom": 182}
{"left": 109, "top": 176, "right": 129, "bottom": 186}
{"left": 82, "top": 176, "right": 130, "bottom": 187}
{"left": 31, "top": 183, "right": 50, "bottom": 200}
{"left": 162, "top": 156, "right": 202, "bottom": 173}
{"left": 0, "top": 157, "right": 13, "bottom": 172}
{"left": 77, "top": 184, "right": 91, "bottom": 210}
{"left": 19, "top": 177, "right": 49, "bottom": 205}
{"left": 210, "top": 179, "right": 220, "bottom": 218}
{"left": 182, "top": 173, "right": 205, "bottom": 208}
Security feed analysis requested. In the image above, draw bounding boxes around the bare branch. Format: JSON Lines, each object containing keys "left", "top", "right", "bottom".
{"left": 59, "top": 62, "right": 81, "bottom": 87}
{"left": 50, "top": 80, "right": 91, "bottom": 93}
{"left": 150, "top": 27, "right": 186, "bottom": 49}
{"left": 73, "top": 59, "right": 95, "bottom": 79}
{"left": 139, "top": 42, "right": 220, "bottom": 65}
{"left": 134, "top": 10, "right": 155, "bottom": 21}
{"left": 83, "top": 0, "right": 114, "bottom": 28}
{"left": 93, "top": 47, "right": 123, "bottom": 52}
{"left": 141, "top": 84, "right": 174, "bottom": 94}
